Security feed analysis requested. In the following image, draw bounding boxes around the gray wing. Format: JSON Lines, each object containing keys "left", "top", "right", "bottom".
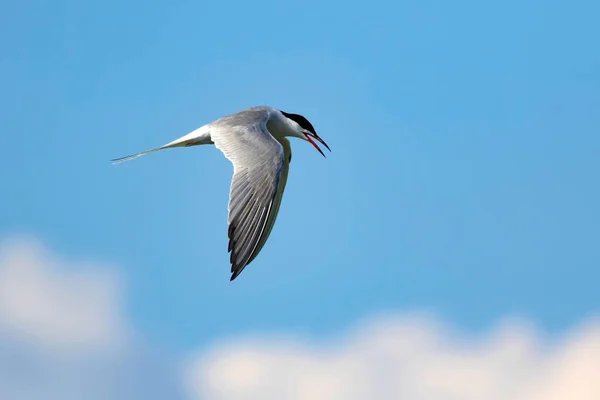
{"left": 210, "top": 111, "right": 289, "bottom": 280}
{"left": 247, "top": 137, "right": 291, "bottom": 265}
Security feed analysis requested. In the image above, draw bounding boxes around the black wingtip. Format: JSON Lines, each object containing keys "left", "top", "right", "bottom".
{"left": 230, "top": 270, "right": 241, "bottom": 281}
{"left": 229, "top": 258, "right": 243, "bottom": 281}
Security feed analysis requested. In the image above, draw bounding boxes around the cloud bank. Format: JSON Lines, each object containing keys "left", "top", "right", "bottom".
{"left": 0, "top": 236, "right": 598, "bottom": 400}
{"left": 0, "top": 237, "right": 184, "bottom": 400}
{"left": 0, "top": 237, "right": 125, "bottom": 352}
{"left": 189, "top": 314, "right": 600, "bottom": 400}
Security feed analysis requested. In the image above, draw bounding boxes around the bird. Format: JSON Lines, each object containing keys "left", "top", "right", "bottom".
{"left": 111, "top": 106, "right": 331, "bottom": 281}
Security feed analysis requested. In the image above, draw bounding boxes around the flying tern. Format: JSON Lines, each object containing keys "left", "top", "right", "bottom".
{"left": 112, "top": 106, "right": 331, "bottom": 281}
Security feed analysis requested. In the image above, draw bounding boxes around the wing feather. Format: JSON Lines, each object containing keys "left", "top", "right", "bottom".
{"left": 247, "top": 138, "right": 291, "bottom": 265}
{"left": 209, "top": 109, "right": 290, "bottom": 280}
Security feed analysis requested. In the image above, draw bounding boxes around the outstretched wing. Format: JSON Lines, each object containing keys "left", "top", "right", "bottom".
{"left": 247, "top": 137, "right": 291, "bottom": 265}
{"left": 210, "top": 110, "right": 289, "bottom": 280}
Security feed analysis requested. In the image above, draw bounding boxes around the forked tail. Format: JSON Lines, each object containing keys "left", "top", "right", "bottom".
{"left": 110, "top": 148, "right": 161, "bottom": 165}
{"left": 111, "top": 125, "right": 212, "bottom": 165}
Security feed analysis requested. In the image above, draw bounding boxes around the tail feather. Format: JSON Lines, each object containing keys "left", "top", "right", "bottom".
{"left": 111, "top": 124, "right": 211, "bottom": 165}
{"left": 110, "top": 148, "right": 161, "bottom": 165}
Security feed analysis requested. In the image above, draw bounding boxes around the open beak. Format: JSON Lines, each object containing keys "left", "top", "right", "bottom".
{"left": 303, "top": 131, "right": 331, "bottom": 158}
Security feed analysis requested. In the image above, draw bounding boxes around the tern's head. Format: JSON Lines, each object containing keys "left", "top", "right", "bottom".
{"left": 280, "top": 110, "right": 331, "bottom": 157}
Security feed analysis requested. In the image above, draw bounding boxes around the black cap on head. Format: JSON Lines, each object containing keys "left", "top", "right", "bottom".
{"left": 280, "top": 111, "right": 317, "bottom": 135}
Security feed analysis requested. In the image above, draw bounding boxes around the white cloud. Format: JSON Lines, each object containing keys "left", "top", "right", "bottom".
{"left": 0, "top": 236, "right": 184, "bottom": 400}
{"left": 1, "top": 235, "right": 599, "bottom": 400}
{"left": 0, "top": 236, "right": 125, "bottom": 353}
{"left": 187, "top": 313, "right": 600, "bottom": 400}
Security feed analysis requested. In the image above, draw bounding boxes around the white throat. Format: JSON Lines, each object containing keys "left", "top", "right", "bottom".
{"left": 267, "top": 110, "right": 304, "bottom": 140}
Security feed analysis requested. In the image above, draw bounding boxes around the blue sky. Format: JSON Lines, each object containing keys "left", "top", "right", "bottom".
{"left": 1, "top": 0, "right": 599, "bottom": 366}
